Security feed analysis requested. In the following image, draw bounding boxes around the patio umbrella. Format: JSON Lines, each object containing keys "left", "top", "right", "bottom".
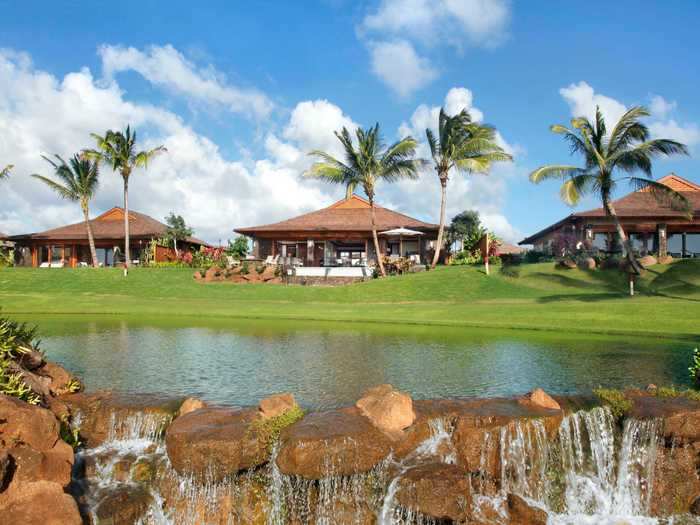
{"left": 379, "top": 228, "right": 424, "bottom": 258}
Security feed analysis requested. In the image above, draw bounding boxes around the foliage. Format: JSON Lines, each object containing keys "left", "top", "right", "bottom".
{"left": 654, "top": 385, "right": 700, "bottom": 402}
{"left": 551, "top": 232, "right": 579, "bottom": 258}
{"left": 0, "top": 164, "right": 13, "bottom": 180}
{"left": 450, "top": 231, "right": 501, "bottom": 266}
{"left": 191, "top": 246, "right": 226, "bottom": 269}
{"left": 163, "top": 213, "right": 193, "bottom": 254}
{"left": 593, "top": 388, "right": 632, "bottom": 418}
{"left": 0, "top": 249, "right": 14, "bottom": 268}
{"left": 226, "top": 236, "right": 249, "bottom": 259}
{"left": 382, "top": 256, "right": 411, "bottom": 275}
{"left": 59, "top": 414, "right": 81, "bottom": 449}
{"left": 689, "top": 348, "right": 700, "bottom": 388}
{"left": 305, "top": 123, "right": 423, "bottom": 276}
{"left": 0, "top": 316, "right": 41, "bottom": 404}
{"left": 499, "top": 265, "right": 521, "bottom": 278}
{"left": 426, "top": 109, "right": 512, "bottom": 267}
{"left": 255, "top": 264, "right": 265, "bottom": 275}
{"left": 524, "top": 250, "right": 555, "bottom": 264}
{"left": 249, "top": 406, "right": 305, "bottom": 453}
{"left": 240, "top": 262, "right": 250, "bottom": 275}
{"left": 530, "top": 105, "right": 690, "bottom": 275}
{"left": 65, "top": 378, "right": 83, "bottom": 393}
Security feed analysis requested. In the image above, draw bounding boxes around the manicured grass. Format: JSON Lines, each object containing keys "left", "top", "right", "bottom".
{"left": 1, "top": 260, "right": 699, "bottom": 339}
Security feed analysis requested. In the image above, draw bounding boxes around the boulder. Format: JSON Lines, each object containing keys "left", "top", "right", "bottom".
{"left": 7, "top": 440, "right": 74, "bottom": 487}
{"left": 0, "top": 449, "right": 12, "bottom": 492}
{"left": 0, "top": 395, "right": 60, "bottom": 451}
{"left": 0, "top": 480, "right": 82, "bottom": 525}
{"left": 165, "top": 406, "right": 267, "bottom": 481}
{"left": 507, "top": 493, "right": 548, "bottom": 525}
{"left": 638, "top": 254, "right": 658, "bottom": 267}
{"left": 259, "top": 392, "right": 298, "bottom": 419}
{"left": 177, "top": 397, "right": 206, "bottom": 417}
{"left": 17, "top": 349, "right": 45, "bottom": 371}
{"left": 519, "top": 388, "right": 561, "bottom": 411}
{"left": 395, "top": 462, "right": 472, "bottom": 521}
{"left": 356, "top": 384, "right": 416, "bottom": 436}
{"left": 94, "top": 484, "right": 153, "bottom": 525}
{"left": 204, "top": 266, "right": 223, "bottom": 282}
{"left": 7, "top": 362, "right": 52, "bottom": 402}
{"left": 60, "top": 392, "right": 181, "bottom": 447}
{"left": 38, "top": 362, "right": 79, "bottom": 396}
{"left": 557, "top": 258, "right": 576, "bottom": 269}
{"left": 579, "top": 256, "right": 596, "bottom": 270}
{"left": 261, "top": 266, "right": 278, "bottom": 282}
{"left": 276, "top": 407, "right": 392, "bottom": 478}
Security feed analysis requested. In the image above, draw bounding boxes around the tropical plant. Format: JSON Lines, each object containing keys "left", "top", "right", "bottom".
{"left": 426, "top": 109, "right": 512, "bottom": 268}
{"left": 0, "top": 164, "right": 12, "bottom": 180}
{"left": 84, "top": 126, "right": 166, "bottom": 275}
{"left": 689, "top": 348, "right": 700, "bottom": 388}
{"left": 226, "top": 236, "right": 249, "bottom": 259}
{"left": 163, "top": 212, "right": 193, "bottom": 258}
{"left": 305, "top": 124, "right": 423, "bottom": 276}
{"left": 530, "top": 106, "right": 690, "bottom": 276}
{"left": 32, "top": 155, "right": 100, "bottom": 266}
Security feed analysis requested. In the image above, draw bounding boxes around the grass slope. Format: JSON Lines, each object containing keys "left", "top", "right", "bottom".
{"left": 1, "top": 260, "right": 699, "bottom": 338}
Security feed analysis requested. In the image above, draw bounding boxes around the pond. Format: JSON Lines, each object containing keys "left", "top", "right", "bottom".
{"left": 23, "top": 315, "right": 697, "bottom": 410}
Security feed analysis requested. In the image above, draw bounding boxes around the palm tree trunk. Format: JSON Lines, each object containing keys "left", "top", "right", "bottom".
{"left": 431, "top": 175, "right": 448, "bottom": 269}
{"left": 603, "top": 196, "right": 641, "bottom": 279}
{"left": 82, "top": 202, "right": 98, "bottom": 267}
{"left": 370, "top": 197, "right": 386, "bottom": 277}
{"left": 123, "top": 174, "right": 130, "bottom": 276}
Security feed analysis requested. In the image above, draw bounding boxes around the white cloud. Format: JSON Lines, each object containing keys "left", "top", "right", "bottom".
{"left": 559, "top": 81, "right": 700, "bottom": 150}
{"left": 99, "top": 44, "right": 274, "bottom": 119}
{"left": 0, "top": 49, "right": 333, "bottom": 242}
{"left": 368, "top": 40, "right": 438, "bottom": 98}
{"left": 362, "top": 0, "right": 510, "bottom": 49}
{"left": 649, "top": 95, "right": 676, "bottom": 119}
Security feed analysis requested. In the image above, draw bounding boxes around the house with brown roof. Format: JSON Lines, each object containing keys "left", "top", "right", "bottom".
{"left": 519, "top": 174, "right": 700, "bottom": 258}
{"left": 235, "top": 194, "right": 439, "bottom": 269}
{"left": 9, "top": 207, "right": 207, "bottom": 267}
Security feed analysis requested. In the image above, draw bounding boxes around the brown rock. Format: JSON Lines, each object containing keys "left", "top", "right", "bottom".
{"left": 0, "top": 480, "right": 82, "bottom": 524}
{"left": 395, "top": 462, "right": 471, "bottom": 521}
{"left": 7, "top": 362, "right": 52, "bottom": 402}
{"left": 60, "top": 392, "right": 180, "bottom": 447}
{"left": 658, "top": 255, "right": 674, "bottom": 265}
{"left": 558, "top": 258, "right": 576, "bottom": 269}
{"left": 94, "top": 484, "right": 153, "bottom": 525}
{"left": 177, "top": 396, "right": 206, "bottom": 417}
{"left": 259, "top": 393, "right": 298, "bottom": 419}
{"left": 0, "top": 449, "right": 12, "bottom": 492}
{"left": 261, "top": 266, "right": 278, "bottom": 282}
{"left": 204, "top": 266, "right": 223, "bottom": 282}
{"left": 165, "top": 406, "right": 267, "bottom": 481}
{"left": 507, "top": 493, "right": 547, "bottom": 525}
{"left": 519, "top": 388, "right": 561, "bottom": 411}
{"left": 39, "top": 362, "right": 79, "bottom": 396}
{"left": 356, "top": 384, "right": 416, "bottom": 436}
{"left": 650, "top": 444, "right": 700, "bottom": 516}
{"left": 638, "top": 254, "right": 658, "bottom": 267}
{"left": 8, "top": 440, "right": 74, "bottom": 487}
{"left": 17, "top": 349, "right": 45, "bottom": 371}
{"left": 0, "top": 395, "right": 59, "bottom": 451}
{"left": 276, "top": 407, "right": 392, "bottom": 478}
{"left": 579, "top": 256, "right": 596, "bottom": 270}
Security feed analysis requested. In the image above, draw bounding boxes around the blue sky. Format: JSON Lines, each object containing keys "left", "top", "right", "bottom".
{"left": 1, "top": 0, "right": 699, "bottom": 243}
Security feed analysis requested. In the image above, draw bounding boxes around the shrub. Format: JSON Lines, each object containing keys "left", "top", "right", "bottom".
{"left": 524, "top": 250, "right": 553, "bottom": 264}
{"left": 593, "top": 388, "right": 632, "bottom": 418}
{"left": 500, "top": 265, "right": 520, "bottom": 278}
{"left": 240, "top": 262, "right": 250, "bottom": 275}
{"left": 255, "top": 264, "right": 265, "bottom": 274}
{"left": 249, "top": 406, "right": 305, "bottom": 453}
{"left": 689, "top": 348, "right": 700, "bottom": 388}
{"left": 0, "top": 316, "right": 42, "bottom": 405}
{"left": 488, "top": 255, "right": 502, "bottom": 266}
{"left": 654, "top": 385, "right": 700, "bottom": 402}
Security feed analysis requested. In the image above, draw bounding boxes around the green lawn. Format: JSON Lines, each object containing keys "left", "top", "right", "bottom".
{"left": 1, "top": 260, "right": 699, "bottom": 339}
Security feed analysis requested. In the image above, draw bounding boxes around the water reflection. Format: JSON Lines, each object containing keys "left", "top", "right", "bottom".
{"left": 22, "top": 315, "right": 696, "bottom": 410}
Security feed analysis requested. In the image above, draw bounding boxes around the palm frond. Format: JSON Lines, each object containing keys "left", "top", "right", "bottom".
{"left": 31, "top": 174, "right": 77, "bottom": 201}
{"left": 607, "top": 106, "right": 650, "bottom": 154}
{"left": 529, "top": 165, "right": 587, "bottom": 183}
{"left": 626, "top": 177, "right": 692, "bottom": 216}
{"left": 610, "top": 139, "right": 689, "bottom": 175}
{"left": 426, "top": 128, "right": 439, "bottom": 161}
{"left": 0, "top": 165, "right": 13, "bottom": 179}
{"left": 559, "top": 173, "right": 597, "bottom": 206}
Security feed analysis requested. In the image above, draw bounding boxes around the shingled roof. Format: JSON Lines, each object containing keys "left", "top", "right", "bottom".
{"left": 520, "top": 174, "right": 700, "bottom": 245}
{"left": 9, "top": 207, "right": 207, "bottom": 245}
{"left": 235, "top": 195, "right": 439, "bottom": 234}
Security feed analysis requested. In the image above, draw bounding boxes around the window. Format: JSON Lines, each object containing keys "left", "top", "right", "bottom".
{"left": 630, "top": 233, "right": 652, "bottom": 255}
{"left": 592, "top": 233, "right": 607, "bottom": 250}
{"left": 51, "top": 246, "right": 62, "bottom": 265}
{"left": 668, "top": 234, "right": 683, "bottom": 257}
{"left": 687, "top": 234, "right": 700, "bottom": 257}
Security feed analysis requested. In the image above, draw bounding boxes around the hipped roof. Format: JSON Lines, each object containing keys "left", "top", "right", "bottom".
{"left": 520, "top": 174, "right": 700, "bottom": 245}
{"left": 235, "top": 195, "right": 439, "bottom": 234}
{"left": 9, "top": 207, "right": 208, "bottom": 246}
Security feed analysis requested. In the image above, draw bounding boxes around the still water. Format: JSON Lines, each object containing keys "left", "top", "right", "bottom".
{"left": 25, "top": 315, "right": 697, "bottom": 410}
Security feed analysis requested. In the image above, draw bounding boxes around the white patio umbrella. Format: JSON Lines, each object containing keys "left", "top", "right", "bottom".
{"left": 379, "top": 228, "right": 424, "bottom": 258}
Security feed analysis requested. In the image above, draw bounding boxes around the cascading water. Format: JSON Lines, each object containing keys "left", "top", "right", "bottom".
{"left": 72, "top": 406, "right": 699, "bottom": 524}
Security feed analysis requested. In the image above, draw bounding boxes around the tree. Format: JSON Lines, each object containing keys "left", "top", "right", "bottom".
{"left": 0, "top": 165, "right": 12, "bottom": 180}
{"left": 446, "top": 210, "right": 483, "bottom": 254}
{"left": 226, "top": 236, "right": 249, "bottom": 259}
{"left": 32, "top": 155, "right": 100, "bottom": 267}
{"left": 530, "top": 105, "right": 690, "bottom": 279}
{"left": 305, "top": 124, "right": 423, "bottom": 276}
{"left": 84, "top": 126, "right": 166, "bottom": 275}
{"left": 164, "top": 213, "right": 193, "bottom": 258}
{"left": 426, "top": 109, "right": 511, "bottom": 268}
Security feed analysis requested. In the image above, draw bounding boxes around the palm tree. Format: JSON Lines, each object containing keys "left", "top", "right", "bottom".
{"left": 305, "top": 124, "right": 423, "bottom": 277}
{"left": 530, "top": 106, "right": 690, "bottom": 277}
{"left": 426, "top": 109, "right": 512, "bottom": 268}
{"left": 32, "top": 155, "right": 100, "bottom": 267}
{"left": 84, "top": 126, "right": 166, "bottom": 275}
{"left": 0, "top": 165, "right": 12, "bottom": 180}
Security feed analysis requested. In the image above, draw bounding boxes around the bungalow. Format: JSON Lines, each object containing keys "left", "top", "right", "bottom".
{"left": 235, "top": 195, "right": 440, "bottom": 268}
{"left": 9, "top": 207, "right": 207, "bottom": 267}
{"left": 519, "top": 174, "right": 700, "bottom": 258}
